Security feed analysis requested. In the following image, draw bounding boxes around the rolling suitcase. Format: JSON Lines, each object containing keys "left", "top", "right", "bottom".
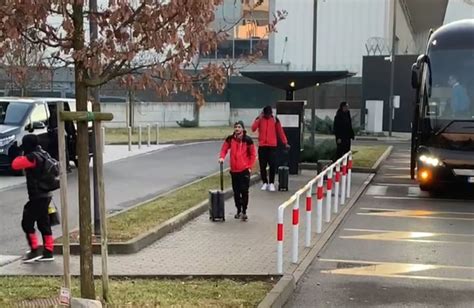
{"left": 209, "top": 162, "right": 225, "bottom": 222}
{"left": 278, "top": 149, "right": 289, "bottom": 191}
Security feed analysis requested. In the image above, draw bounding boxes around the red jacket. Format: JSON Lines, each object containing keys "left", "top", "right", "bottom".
{"left": 220, "top": 133, "right": 257, "bottom": 173}
{"left": 251, "top": 115, "right": 288, "bottom": 147}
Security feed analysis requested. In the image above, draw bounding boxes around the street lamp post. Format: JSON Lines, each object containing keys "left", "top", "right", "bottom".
{"left": 388, "top": 0, "right": 397, "bottom": 137}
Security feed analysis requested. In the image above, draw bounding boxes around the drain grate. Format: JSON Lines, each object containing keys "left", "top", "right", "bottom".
{"left": 15, "top": 297, "right": 60, "bottom": 308}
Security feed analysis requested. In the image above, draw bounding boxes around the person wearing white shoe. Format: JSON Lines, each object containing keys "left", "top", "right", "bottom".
{"left": 252, "top": 106, "right": 289, "bottom": 191}
{"left": 219, "top": 121, "right": 257, "bottom": 220}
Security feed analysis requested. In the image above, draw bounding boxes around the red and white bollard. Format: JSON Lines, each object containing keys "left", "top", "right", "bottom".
{"left": 277, "top": 207, "right": 284, "bottom": 274}
{"left": 316, "top": 176, "right": 324, "bottom": 234}
{"left": 341, "top": 156, "right": 348, "bottom": 205}
{"left": 334, "top": 163, "right": 340, "bottom": 213}
{"left": 292, "top": 195, "right": 300, "bottom": 263}
{"left": 347, "top": 153, "right": 352, "bottom": 198}
{"left": 305, "top": 185, "right": 313, "bottom": 248}
{"left": 325, "top": 168, "right": 333, "bottom": 222}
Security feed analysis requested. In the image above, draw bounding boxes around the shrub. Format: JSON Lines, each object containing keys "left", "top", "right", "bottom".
{"left": 176, "top": 118, "right": 198, "bottom": 128}
{"left": 300, "top": 139, "right": 337, "bottom": 163}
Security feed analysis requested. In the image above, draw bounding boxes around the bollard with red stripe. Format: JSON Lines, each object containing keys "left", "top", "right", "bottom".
{"left": 347, "top": 152, "right": 352, "bottom": 198}
{"left": 277, "top": 207, "right": 284, "bottom": 274}
{"left": 305, "top": 184, "right": 313, "bottom": 248}
{"left": 292, "top": 194, "right": 300, "bottom": 263}
{"left": 334, "top": 163, "right": 341, "bottom": 213}
{"left": 341, "top": 155, "right": 348, "bottom": 205}
{"left": 316, "top": 176, "right": 324, "bottom": 233}
{"left": 325, "top": 167, "right": 333, "bottom": 222}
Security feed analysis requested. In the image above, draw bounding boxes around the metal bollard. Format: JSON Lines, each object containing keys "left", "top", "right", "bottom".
{"left": 128, "top": 127, "right": 132, "bottom": 151}
{"left": 341, "top": 156, "right": 347, "bottom": 205}
{"left": 347, "top": 153, "right": 352, "bottom": 198}
{"left": 316, "top": 176, "right": 324, "bottom": 234}
{"left": 334, "top": 163, "right": 340, "bottom": 213}
{"left": 138, "top": 125, "right": 142, "bottom": 149}
{"left": 101, "top": 127, "right": 105, "bottom": 154}
{"left": 292, "top": 194, "right": 300, "bottom": 263}
{"left": 325, "top": 168, "right": 332, "bottom": 222}
{"left": 147, "top": 124, "right": 151, "bottom": 147}
{"left": 277, "top": 207, "right": 284, "bottom": 274}
{"left": 156, "top": 123, "right": 160, "bottom": 145}
{"left": 305, "top": 185, "right": 313, "bottom": 248}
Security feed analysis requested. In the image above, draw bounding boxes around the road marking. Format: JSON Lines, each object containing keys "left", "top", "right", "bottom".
{"left": 358, "top": 208, "right": 474, "bottom": 221}
{"left": 340, "top": 228, "right": 474, "bottom": 244}
{"left": 373, "top": 183, "right": 418, "bottom": 187}
{"left": 320, "top": 259, "right": 474, "bottom": 283}
{"left": 372, "top": 196, "right": 470, "bottom": 202}
{"left": 407, "top": 187, "right": 422, "bottom": 196}
{"left": 383, "top": 166, "right": 410, "bottom": 171}
{"left": 366, "top": 185, "right": 388, "bottom": 196}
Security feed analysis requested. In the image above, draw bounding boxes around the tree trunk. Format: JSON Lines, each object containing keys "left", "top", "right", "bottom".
{"left": 75, "top": 70, "right": 95, "bottom": 299}
{"left": 193, "top": 102, "right": 200, "bottom": 126}
{"left": 72, "top": 1, "right": 95, "bottom": 299}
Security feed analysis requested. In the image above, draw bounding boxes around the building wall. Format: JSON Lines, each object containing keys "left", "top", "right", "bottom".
{"left": 315, "top": 0, "right": 388, "bottom": 75}
{"left": 269, "top": 0, "right": 315, "bottom": 70}
{"left": 394, "top": 0, "right": 417, "bottom": 54}
{"left": 444, "top": 0, "right": 474, "bottom": 24}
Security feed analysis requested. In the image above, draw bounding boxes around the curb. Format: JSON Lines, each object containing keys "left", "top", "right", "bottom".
{"left": 257, "top": 174, "right": 375, "bottom": 308}
{"left": 370, "top": 145, "right": 393, "bottom": 172}
{"left": 53, "top": 174, "right": 260, "bottom": 255}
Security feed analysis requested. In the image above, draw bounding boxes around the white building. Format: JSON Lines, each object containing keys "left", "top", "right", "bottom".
{"left": 205, "top": 0, "right": 449, "bottom": 76}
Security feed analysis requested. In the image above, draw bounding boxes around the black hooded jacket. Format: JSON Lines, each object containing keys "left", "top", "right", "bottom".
{"left": 333, "top": 109, "right": 355, "bottom": 140}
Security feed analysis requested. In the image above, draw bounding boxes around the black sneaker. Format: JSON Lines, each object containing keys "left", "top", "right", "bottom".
{"left": 22, "top": 249, "right": 41, "bottom": 263}
{"left": 234, "top": 213, "right": 242, "bottom": 219}
{"left": 37, "top": 250, "right": 54, "bottom": 262}
{"left": 241, "top": 213, "right": 248, "bottom": 221}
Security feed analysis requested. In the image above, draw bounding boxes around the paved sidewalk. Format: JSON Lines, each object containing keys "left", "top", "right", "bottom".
{"left": 0, "top": 144, "right": 172, "bottom": 191}
{"left": 0, "top": 171, "right": 370, "bottom": 276}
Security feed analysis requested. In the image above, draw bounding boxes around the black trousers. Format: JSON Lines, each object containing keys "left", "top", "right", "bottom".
{"left": 258, "top": 146, "right": 276, "bottom": 184}
{"left": 22, "top": 197, "right": 52, "bottom": 248}
{"left": 336, "top": 139, "right": 351, "bottom": 159}
{"left": 231, "top": 170, "right": 250, "bottom": 214}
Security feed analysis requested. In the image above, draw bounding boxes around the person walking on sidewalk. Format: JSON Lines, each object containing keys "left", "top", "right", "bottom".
{"left": 251, "top": 105, "right": 289, "bottom": 192}
{"left": 333, "top": 101, "right": 355, "bottom": 159}
{"left": 11, "top": 135, "right": 56, "bottom": 263}
{"left": 219, "top": 121, "right": 256, "bottom": 221}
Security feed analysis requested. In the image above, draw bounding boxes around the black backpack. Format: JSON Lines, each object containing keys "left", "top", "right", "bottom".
{"left": 35, "top": 150, "right": 60, "bottom": 192}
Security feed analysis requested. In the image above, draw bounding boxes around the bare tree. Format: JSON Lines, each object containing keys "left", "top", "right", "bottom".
{"left": 0, "top": 0, "right": 285, "bottom": 300}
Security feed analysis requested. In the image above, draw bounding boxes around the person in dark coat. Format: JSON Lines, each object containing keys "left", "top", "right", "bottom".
{"left": 333, "top": 102, "right": 355, "bottom": 159}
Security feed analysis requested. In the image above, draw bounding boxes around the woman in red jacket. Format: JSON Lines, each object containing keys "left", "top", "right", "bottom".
{"left": 219, "top": 121, "right": 256, "bottom": 221}
{"left": 251, "top": 106, "right": 289, "bottom": 192}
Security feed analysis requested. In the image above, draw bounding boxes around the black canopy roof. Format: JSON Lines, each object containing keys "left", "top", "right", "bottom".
{"left": 240, "top": 70, "right": 355, "bottom": 91}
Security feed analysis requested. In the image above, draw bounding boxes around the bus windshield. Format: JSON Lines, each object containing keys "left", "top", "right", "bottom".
{"left": 425, "top": 48, "right": 474, "bottom": 129}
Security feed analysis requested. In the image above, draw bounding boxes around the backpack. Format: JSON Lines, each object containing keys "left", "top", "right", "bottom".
{"left": 35, "top": 150, "right": 60, "bottom": 192}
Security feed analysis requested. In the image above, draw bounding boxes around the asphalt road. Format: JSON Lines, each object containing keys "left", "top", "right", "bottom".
{"left": 0, "top": 141, "right": 224, "bottom": 255}
{"left": 286, "top": 143, "right": 474, "bottom": 307}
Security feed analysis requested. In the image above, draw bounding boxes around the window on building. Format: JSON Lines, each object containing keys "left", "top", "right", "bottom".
{"left": 203, "top": 0, "right": 269, "bottom": 60}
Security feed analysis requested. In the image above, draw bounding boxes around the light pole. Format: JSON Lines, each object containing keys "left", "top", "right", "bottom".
{"left": 388, "top": 0, "right": 397, "bottom": 137}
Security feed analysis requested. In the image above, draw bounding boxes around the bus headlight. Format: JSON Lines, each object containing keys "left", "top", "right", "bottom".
{"left": 419, "top": 154, "right": 443, "bottom": 167}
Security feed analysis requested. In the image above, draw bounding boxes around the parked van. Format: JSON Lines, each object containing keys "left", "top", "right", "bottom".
{"left": 0, "top": 97, "right": 93, "bottom": 174}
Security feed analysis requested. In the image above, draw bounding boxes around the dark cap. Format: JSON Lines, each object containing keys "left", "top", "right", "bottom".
{"left": 21, "top": 134, "right": 39, "bottom": 154}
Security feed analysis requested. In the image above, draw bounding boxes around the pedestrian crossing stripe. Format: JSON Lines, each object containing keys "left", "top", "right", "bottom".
{"left": 358, "top": 208, "right": 474, "bottom": 221}
{"left": 319, "top": 259, "right": 474, "bottom": 283}
{"left": 339, "top": 228, "right": 474, "bottom": 244}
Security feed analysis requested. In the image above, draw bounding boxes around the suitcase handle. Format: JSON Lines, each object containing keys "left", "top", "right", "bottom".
{"left": 219, "top": 161, "right": 224, "bottom": 191}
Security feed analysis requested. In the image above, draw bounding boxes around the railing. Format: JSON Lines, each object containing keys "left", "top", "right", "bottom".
{"left": 276, "top": 151, "right": 353, "bottom": 274}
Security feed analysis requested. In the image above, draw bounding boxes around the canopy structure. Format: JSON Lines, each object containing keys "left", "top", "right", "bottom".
{"left": 240, "top": 70, "right": 356, "bottom": 99}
